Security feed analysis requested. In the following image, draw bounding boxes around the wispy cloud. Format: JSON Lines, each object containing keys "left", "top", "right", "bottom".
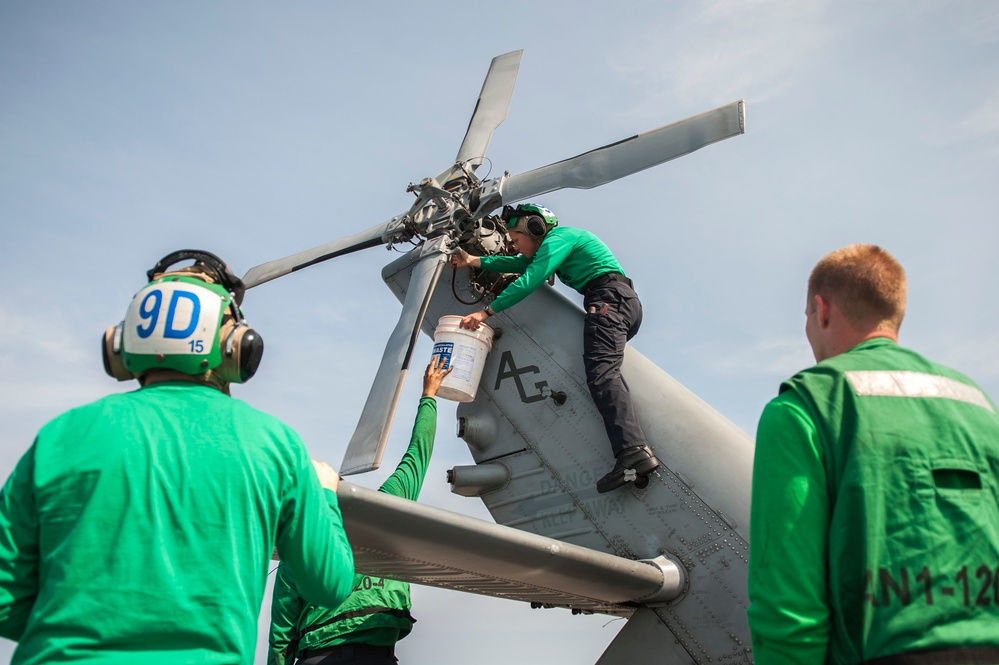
{"left": 0, "top": 304, "right": 90, "bottom": 366}
{"left": 613, "top": 0, "right": 834, "bottom": 114}
{"left": 688, "top": 334, "right": 812, "bottom": 379}
{"left": 0, "top": 305, "right": 114, "bottom": 427}
{"left": 931, "top": 91, "right": 999, "bottom": 147}
{"left": 946, "top": 2, "right": 999, "bottom": 46}
{"left": 930, "top": 333, "right": 999, "bottom": 389}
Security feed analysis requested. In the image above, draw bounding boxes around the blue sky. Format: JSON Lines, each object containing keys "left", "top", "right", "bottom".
{"left": 1, "top": 2, "right": 997, "bottom": 663}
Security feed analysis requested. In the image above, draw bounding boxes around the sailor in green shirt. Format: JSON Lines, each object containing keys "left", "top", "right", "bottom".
{"left": 0, "top": 250, "right": 355, "bottom": 665}
{"left": 451, "top": 203, "right": 660, "bottom": 494}
{"left": 268, "top": 356, "right": 452, "bottom": 665}
{"left": 748, "top": 244, "right": 999, "bottom": 664}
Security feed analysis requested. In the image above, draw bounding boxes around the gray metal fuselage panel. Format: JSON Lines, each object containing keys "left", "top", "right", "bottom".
{"left": 382, "top": 249, "right": 754, "bottom": 664}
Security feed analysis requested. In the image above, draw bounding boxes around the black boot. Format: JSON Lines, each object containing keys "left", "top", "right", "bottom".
{"left": 596, "top": 445, "right": 661, "bottom": 494}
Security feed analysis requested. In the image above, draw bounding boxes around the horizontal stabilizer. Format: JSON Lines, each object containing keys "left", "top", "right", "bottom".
{"left": 337, "top": 482, "right": 683, "bottom": 614}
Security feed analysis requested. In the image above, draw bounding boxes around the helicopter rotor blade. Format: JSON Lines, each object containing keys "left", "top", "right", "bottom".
{"left": 339, "top": 238, "right": 449, "bottom": 476}
{"left": 437, "top": 50, "right": 522, "bottom": 182}
{"left": 242, "top": 217, "right": 403, "bottom": 289}
{"left": 497, "top": 100, "right": 746, "bottom": 206}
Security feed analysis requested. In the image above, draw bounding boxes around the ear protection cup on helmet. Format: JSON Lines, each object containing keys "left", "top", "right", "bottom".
{"left": 102, "top": 323, "right": 134, "bottom": 381}
{"left": 523, "top": 215, "right": 548, "bottom": 239}
{"left": 216, "top": 317, "right": 265, "bottom": 383}
{"left": 103, "top": 315, "right": 265, "bottom": 384}
{"left": 501, "top": 204, "right": 558, "bottom": 240}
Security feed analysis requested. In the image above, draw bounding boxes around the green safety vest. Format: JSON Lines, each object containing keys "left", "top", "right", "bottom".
{"left": 780, "top": 338, "right": 999, "bottom": 662}
{"left": 268, "top": 397, "right": 438, "bottom": 664}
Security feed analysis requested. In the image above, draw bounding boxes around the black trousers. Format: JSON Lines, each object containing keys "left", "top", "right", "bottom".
{"left": 582, "top": 278, "right": 649, "bottom": 456}
{"left": 297, "top": 643, "right": 397, "bottom": 665}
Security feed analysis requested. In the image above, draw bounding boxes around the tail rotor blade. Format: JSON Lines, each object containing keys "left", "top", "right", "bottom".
{"left": 498, "top": 100, "right": 746, "bottom": 205}
{"left": 242, "top": 217, "right": 400, "bottom": 289}
{"left": 438, "top": 50, "right": 522, "bottom": 181}
{"left": 340, "top": 241, "right": 448, "bottom": 475}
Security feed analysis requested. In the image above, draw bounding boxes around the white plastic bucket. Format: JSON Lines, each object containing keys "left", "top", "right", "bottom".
{"left": 432, "top": 315, "right": 494, "bottom": 403}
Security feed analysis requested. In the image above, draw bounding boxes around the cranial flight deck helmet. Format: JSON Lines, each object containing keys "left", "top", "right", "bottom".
{"left": 102, "top": 250, "right": 264, "bottom": 385}
{"left": 501, "top": 203, "right": 558, "bottom": 240}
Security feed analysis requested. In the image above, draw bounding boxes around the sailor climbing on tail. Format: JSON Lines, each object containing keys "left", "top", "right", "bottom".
{"left": 451, "top": 204, "right": 660, "bottom": 493}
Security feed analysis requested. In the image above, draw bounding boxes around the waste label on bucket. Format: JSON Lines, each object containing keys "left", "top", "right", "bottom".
{"left": 433, "top": 341, "right": 475, "bottom": 383}
{"left": 433, "top": 315, "right": 494, "bottom": 403}
{"left": 432, "top": 342, "right": 454, "bottom": 371}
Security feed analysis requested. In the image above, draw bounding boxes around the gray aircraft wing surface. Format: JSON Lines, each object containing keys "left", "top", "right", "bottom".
{"left": 336, "top": 481, "right": 684, "bottom": 615}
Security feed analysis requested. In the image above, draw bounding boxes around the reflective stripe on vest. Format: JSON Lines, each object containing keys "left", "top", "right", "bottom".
{"left": 845, "top": 370, "right": 994, "bottom": 413}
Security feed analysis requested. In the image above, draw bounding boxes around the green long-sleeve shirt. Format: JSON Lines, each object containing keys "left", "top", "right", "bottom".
{"left": 268, "top": 396, "right": 439, "bottom": 665}
{"left": 748, "top": 339, "right": 999, "bottom": 664}
{"left": 0, "top": 381, "right": 355, "bottom": 665}
{"left": 479, "top": 226, "right": 624, "bottom": 313}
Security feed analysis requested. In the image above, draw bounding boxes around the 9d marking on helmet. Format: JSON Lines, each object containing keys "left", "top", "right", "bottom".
{"left": 102, "top": 250, "right": 264, "bottom": 384}
{"left": 121, "top": 277, "right": 229, "bottom": 376}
